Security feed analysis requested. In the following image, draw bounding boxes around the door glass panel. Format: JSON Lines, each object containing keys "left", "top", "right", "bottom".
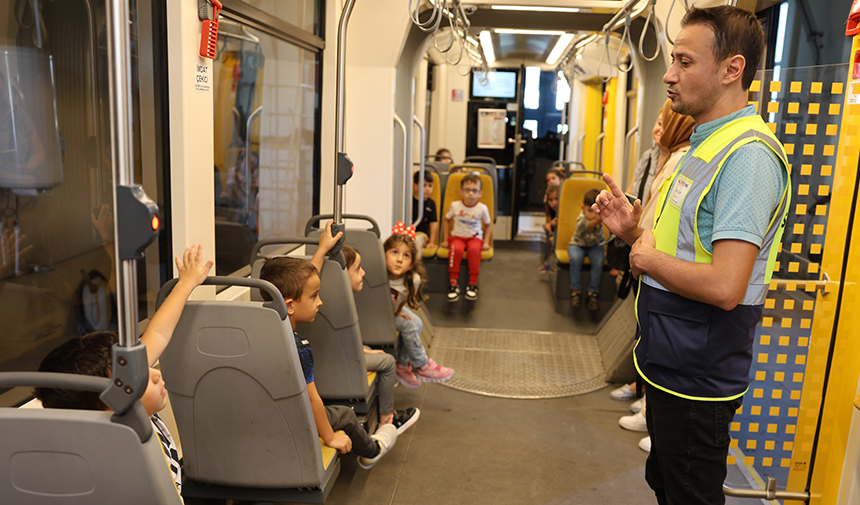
{"left": 242, "top": 0, "right": 320, "bottom": 36}
{"left": 724, "top": 63, "right": 852, "bottom": 499}
{"left": 213, "top": 17, "right": 319, "bottom": 275}
{"left": 0, "top": 0, "right": 166, "bottom": 402}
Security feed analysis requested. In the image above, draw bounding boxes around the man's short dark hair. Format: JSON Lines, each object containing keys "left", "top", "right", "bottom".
{"left": 414, "top": 170, "right": 433, "bottom": 185}
{"left": 460, "top": 173, "right": 482, "bottom": 189}
{"left": 681, "top": 6, "right": 764, "bottom": 90}
{"left": 583, "top": 188, "right": 600, "bottom": 207}
{"left": 259, "top": 257, "right": 319, "bottom": 302}
{"left": 35, "top": 331, "right": 118, "bottom": 411}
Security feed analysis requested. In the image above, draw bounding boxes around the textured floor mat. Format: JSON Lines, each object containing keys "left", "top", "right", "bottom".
{"left": 431, "top": 328, "right": 606, "bottom": 399}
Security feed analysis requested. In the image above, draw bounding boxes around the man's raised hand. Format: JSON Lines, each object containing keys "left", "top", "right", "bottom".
{"left": 592, "top": 173, "right": 642, "bottom": 245}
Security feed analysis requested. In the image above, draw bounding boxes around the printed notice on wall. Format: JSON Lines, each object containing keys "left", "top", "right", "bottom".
{"left": 451, "top": 89, "right": 464, "bottom": 102}
{"left": 848, "top": 81, "right": 860, "bottom": 105}
{"left": 477, "top": 109, "right": 507, "bottom": 150}
{"left": 194, "top": 63, "right": 211, "bottom": 92}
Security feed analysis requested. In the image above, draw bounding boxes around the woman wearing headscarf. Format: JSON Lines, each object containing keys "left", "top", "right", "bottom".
{"left": 638, "top": 99, "right": 696, "bottom": 230}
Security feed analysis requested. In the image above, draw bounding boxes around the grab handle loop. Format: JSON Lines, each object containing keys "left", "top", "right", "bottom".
{"left": 597, "top": 32, "right": 612, "bottom": 83}
{"left": 616, "top": 13, "right": 634, "bottom": 73}
{"left": 639, "top": 0, "right": 661, "bottom": 62}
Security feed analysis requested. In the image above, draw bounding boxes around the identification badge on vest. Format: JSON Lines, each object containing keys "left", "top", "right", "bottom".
{"left": 669, "top": 175, "right": 694, "bottom": 208}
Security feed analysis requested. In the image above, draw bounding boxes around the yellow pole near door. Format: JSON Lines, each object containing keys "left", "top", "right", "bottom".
{"left": 583, "top": 81, "right": 603, "bottom": 172}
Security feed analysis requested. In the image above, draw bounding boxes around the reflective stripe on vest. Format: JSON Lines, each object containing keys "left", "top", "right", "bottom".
{"left": 643, "top": 115, "right": 790, "bottom": 306}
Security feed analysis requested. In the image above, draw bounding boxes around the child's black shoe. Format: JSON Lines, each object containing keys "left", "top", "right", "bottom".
{"left": 465, "top": 284, "right": 478, "bottom": 301}
{"left": 447, "top": 284, "right": 460, "bottom": 302}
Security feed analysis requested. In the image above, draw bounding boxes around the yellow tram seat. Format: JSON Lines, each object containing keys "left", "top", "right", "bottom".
{"left": 555, "top": 176, "right": 609, "bottom": 264}
{"left": 413, "top": 168, "right": 442, "bottom": 258}
{"left": 436, "top": 172, "right": 495, "bottom": 261}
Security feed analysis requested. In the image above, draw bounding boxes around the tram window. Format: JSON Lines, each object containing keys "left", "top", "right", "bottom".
{"left": 0, "top": 0, "right": 168, "bottom": 405}
{"left": 213, "top": 17, "right": 320, "bottom": 276}
{"left": 243, "top": 0, "right": 322, "bottom": 36}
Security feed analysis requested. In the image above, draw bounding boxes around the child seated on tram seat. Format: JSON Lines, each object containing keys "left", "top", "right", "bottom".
{"left": 412, "top": 171, "right": 438, "bottom": 251}
{"left": 34, "top": 245, "right": 214, "bottom": 496}
{"left": 441, "top": 173, "right": 493, "bottom": 302}
{"left": 568, "top": 188, "right": 604, "bottom": 311}
{"left": 384, "top": 227, "right": 455, "bottom": 388}
{"left": 341, "top": 245, "right": 420, "bottom": 433}
{"left": 539, "top": 184, "right": 560, "bottom": 273}
{"left": 259, "top": 225, "right": 398, "bottom": 469}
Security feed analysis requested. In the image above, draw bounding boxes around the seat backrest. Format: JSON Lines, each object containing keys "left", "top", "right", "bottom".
{"left": 160, "top": 298, "right": 328, "bottom": 489}
{"left": 446, "top": 162, "right": 498, "bottom": 220}
{"left": 250, "top": 255, "right": 369, "bottom": 401}
{"left": 308, "top": 229, "right": 397, "bottom": 347}
{"left": 214, "top": 221, "right": 257, "bottom": 276}
{"left": 0, "top": 403, "right": 182, "bottom": 504}
{"left": 441, "top": 172, "right": 496, "bottom": 246}
{"left": 556, "top": 177, "right": 609, "bottom": 251}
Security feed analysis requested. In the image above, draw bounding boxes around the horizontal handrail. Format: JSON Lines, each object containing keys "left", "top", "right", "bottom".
{"left": 770, "top": 271, "right": 832, "bottom": 294}
{"left": 723, "top": 479, "right": 809, "bottom": 501}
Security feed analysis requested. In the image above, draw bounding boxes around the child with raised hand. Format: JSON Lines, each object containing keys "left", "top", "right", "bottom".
{"left": 539, "top": 184, "right": 560, "bottom": 273}
{"left": 342, "top": 245, "right": 420, "bottom": 433}
{"left": 441, "top": 173, "right": 492, "bottom": 302}
{"left": 568, "top": 188, "right": 605, "bottom": 311}
{"left": 385, "top": 224, "right": 454, "bottom": 387}
{"left": 35, "top": 245, "right": 214, "bottom": 495}
{"left": 260, "top": 224, "right": 398, "bottom": 469}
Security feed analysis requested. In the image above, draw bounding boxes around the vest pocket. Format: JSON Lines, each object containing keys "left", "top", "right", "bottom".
{"left": 644, "top": 289, "right": 712, "bottom": 378}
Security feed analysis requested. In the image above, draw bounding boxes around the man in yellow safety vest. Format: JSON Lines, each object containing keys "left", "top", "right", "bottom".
{"left": 594, "top": 6, "right": 791, "bottom": 504}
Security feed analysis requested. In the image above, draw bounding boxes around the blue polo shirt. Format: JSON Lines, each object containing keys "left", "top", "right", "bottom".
{"left": 684, "top": 105, "right": 788, "bottom": 253}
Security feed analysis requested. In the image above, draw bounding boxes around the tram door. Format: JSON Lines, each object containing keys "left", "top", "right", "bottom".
{"left": 722, "top": 53, "right": 860, "bottom": 503}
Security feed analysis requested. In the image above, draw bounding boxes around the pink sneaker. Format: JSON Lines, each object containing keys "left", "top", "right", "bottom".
{"left": 395, "top": 363, "right": 420, "bottom": 388}
{"left": 415, "top": 359, "right": 455, "bottom": 383}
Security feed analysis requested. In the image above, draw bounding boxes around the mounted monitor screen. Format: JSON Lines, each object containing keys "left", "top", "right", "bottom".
{"left": 471, "top": 70, "right": 517, "bottom": 99}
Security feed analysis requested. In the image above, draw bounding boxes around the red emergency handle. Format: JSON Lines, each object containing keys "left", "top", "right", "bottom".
{"left": 847, "top": 0, "right": 860, "bottom": 37}
{"left": 199, "top": 0, "right": 223, "bottom": 59}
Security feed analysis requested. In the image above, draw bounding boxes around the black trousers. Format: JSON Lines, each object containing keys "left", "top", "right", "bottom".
{"left": 644, "top": 384, "right": 743, "bottom": 505}
{"left": 325, "top": 405, "right": 378, "bottom": 458}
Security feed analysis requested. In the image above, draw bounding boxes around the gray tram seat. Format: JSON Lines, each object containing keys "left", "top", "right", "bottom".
{"left": 0, "top": 372, "right": 183, "bottom": 505}
{"left": 425, "top": 160, "right": 451, "bottom": 191}
{"left": 248, "top": 239, "right": 377, "bottom": 410}
{"left": 305, "top": 215, "right": 398, "bottom": 348}
{"left": 156, "top": 277, "right": 340, "bottom": 503}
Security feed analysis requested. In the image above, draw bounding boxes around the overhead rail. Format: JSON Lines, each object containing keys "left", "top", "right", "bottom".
{"left": 409, "top": 1, "right": 487, "bottom": 82}
{"left": 554, "top": 0, "right": 648, "bottom": 74}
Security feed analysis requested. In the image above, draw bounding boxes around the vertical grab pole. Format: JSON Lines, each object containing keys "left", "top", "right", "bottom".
{"left": 106, "top": 0, "right": 137, "bottom": 348}
{"left": 245, "top": 106, "right": 262, "bottom": 226}
{"left": 103, "top": 0, "right": 160, "bottom": 417}
{"left": 333, "top": 0, "right": 357, "bottom": 232}
{"left": 411, "top": 116, "right": 426, "bottom": 228}
{"left": 394, "top": 114, "right": 408, "bottom": 223}
{"left": 559, "top": 106, "right": 567, "bottom": 161}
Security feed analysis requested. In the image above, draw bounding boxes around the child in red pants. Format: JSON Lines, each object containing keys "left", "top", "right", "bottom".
{"left": 441, "top": 173, "right": 493, "bottom": 302}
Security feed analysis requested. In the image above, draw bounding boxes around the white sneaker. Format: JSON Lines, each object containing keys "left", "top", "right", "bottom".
{"left": 639, "top": 436, "right": 651, "bottom": 453}
{"left": 619, "top": 411, "right": 648, "bottom": 432}
{"left": 610, "top": 384, "right": 635, "bottom": 401}
{"left": 357, "top": 423, "right": 397, "bottom": 469}
{"left": 629, "top": 399, "right": 643, "bottom": 413}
